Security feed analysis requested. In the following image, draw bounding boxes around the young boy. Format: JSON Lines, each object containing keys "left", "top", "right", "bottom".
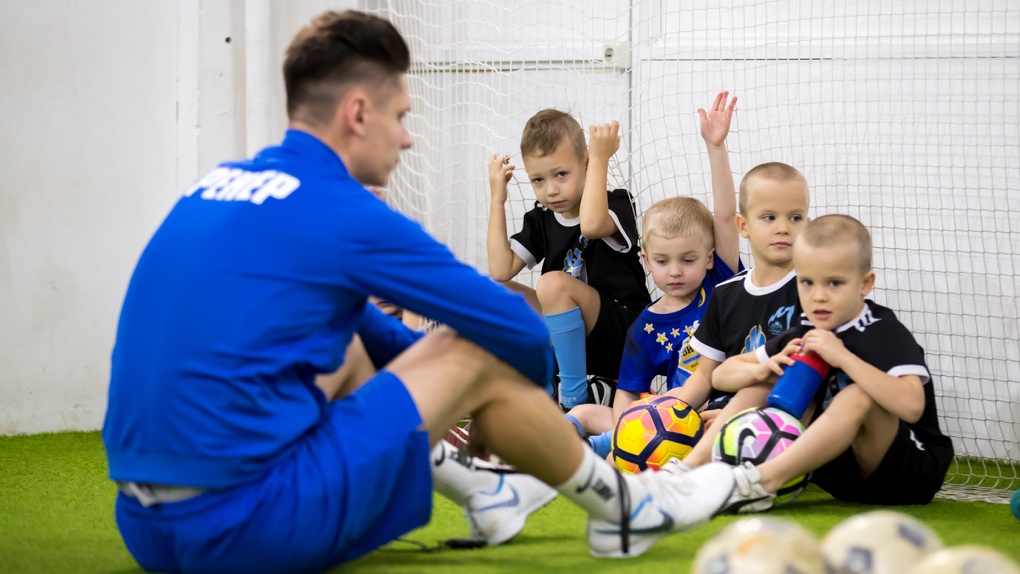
{"left": 565, "top": 93, "right": 742, "bottom": 454}
{"left": 488, "top": 113, "right": 650, "bottom": 409}
{"left": 709, "top": 215, "right": 954, "bottom": 510}
{"left": 669, "top": 161, "right": 811, "bottom": 425}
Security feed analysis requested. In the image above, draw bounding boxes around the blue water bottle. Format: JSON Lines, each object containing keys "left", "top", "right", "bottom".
{"left": 767, "top": 351, "right": 830, "bottom": 419}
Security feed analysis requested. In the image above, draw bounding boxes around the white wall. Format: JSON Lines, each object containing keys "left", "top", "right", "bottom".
{"left": 0, "top": 0, "right": 357, "bottom": 435}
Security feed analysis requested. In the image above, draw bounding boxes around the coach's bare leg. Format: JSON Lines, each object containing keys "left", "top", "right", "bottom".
{"left": 499, "top": 280, "right": 541, "bottom": 313}
{"left": 386, "top": 327, "right": 582, "bottom": 485}
{"left": 315, "top": 335, "right": 376, "bottom": 400}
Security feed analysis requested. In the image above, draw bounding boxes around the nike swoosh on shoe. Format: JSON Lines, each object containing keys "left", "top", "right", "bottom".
{"left": 476, "top": 485, "right": 520, "bottom": 512}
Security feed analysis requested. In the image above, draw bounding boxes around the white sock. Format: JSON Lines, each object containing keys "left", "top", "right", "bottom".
{"left": 430, "top": 441, "right": 501, "bottom": 507}
{"left": 555, "top": 447, "right": 634, "bottom": 521}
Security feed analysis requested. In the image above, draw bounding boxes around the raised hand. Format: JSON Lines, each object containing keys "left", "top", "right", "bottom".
{"left": 588, "top": 121, "right": 621, "bottom": 162}
{"left": 756, "top": 338, "right": 803, "bottom": 382}
{"left": 698, "top": 91, "right": 737, "bottom": 149}
{"left": 488, "top": 153, "right": 515, "bottom": 204}
{"left": 801, "top": 330, "right": 848, "bottom": 368}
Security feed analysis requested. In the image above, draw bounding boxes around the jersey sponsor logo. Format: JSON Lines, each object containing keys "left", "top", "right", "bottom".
{"left": 184, "top": 167, "right": 301, "bottom": 205}
{"left": 742, "top": 325, "right": 766, "bottom": 354}
{"left": 768, "top": 305, "right": 797, "bottom": 336}
{"left": 562, "top": 248, "right": 587, "bottom": 282}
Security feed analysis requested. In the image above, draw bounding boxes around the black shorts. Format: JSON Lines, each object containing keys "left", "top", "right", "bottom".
{"left": 585, "top": 291, "right": 643, "bottom": 379}
{"left": 811, "top": 419, "right": 949, "bottom": 505}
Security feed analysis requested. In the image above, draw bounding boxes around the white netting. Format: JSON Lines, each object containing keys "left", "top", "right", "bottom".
{"left": 363, "top": 0, "right": 1020, "bottom": 498}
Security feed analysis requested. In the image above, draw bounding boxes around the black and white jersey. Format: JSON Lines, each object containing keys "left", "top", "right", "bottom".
{"left": 689, "top": 268, "right": 800, "bottom": 363}
{"left": 510, "top": 188, "right": 650, "bottom": 309}
{"left": 759, "top": 300, "right": 955, "bottom": 472}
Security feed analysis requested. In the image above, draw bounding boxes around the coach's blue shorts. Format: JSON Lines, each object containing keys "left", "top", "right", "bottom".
{"left": 115, "top": 370, "right": 433, "bottom": 573}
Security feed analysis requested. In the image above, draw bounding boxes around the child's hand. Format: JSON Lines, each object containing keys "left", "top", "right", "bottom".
{"left": 756, "top": 338, "right": 802, "bottom": 382}
{"left": 488, "top": 153, "right": 515, "bottom": 204}
{"left": 588, "top": 121, "right": 620, "bottom": 162}
{"left": 801, "top": 330, "right": 848, "bottom": 368}
{"left": 698, "top": 91, "right": 737, "bottom": 149}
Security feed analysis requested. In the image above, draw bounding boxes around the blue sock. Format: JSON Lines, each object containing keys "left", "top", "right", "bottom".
{"left": 564, "top": 414, "right": 584, "bottom": 437}
{"left": 587, "top": 431, "right": 613, "bottom": 459}
{"left": 544, "top": 307, "right": 588, "bottom": 408}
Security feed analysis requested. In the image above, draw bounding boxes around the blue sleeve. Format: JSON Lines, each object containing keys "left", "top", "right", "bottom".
{"left": 617, "top": 322, "right": 655, "bottom": 393}
{"left": 705, "top": 252, "right": 742, "bottom": 288}
{"left": 339, "top": 195, "right": 554, "bottom": 387}
{"left": 356, "top": 304, "right": 425, "bottom": 369}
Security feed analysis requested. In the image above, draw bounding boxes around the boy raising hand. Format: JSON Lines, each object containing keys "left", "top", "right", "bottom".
{"left": 488, "top": 113, "right": 650, "bottom": 410}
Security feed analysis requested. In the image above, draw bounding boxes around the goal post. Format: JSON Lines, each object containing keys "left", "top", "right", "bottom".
{"left": 367, "top": 0, "right": 1020, "bottom": 501}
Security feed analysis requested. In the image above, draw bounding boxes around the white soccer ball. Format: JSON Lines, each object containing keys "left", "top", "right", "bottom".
{"left": 904, "top": 545, "right": 1020, "bottom": 574}
{"left": 822, "top": 510, "right": 942, "bottom": 574}
{"left": 691, "top": 517, "right": 828, "bottom": 574}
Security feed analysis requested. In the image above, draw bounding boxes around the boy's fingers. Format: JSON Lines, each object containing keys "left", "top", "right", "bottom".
{"left": 714, "top": 91, "right": 724, "bottom": 111}
{"left": 728, "top": 96, "right": 738, "bottom": 111}
{"left": 698, "top": 108, "right": 708, "bottom": 122}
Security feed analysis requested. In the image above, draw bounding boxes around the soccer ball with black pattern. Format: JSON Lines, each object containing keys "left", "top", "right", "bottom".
{"left": 823, "top": 510, "right": 943, "bottom": 574}
{"left": 905, "top": 545, "right": 1020, "bottom": 574}
{"left": 611, "top": 395, "right": 703, "bottom": 474}
{"left": 712, "top": 407, "right": 808, "bottom": 504}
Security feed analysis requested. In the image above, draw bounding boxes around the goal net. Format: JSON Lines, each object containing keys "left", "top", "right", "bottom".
{"left": 367, "top": 0, "right": 1020, "bottom": 502}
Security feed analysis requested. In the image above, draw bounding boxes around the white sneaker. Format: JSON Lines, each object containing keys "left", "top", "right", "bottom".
{"left": 465, "top": 472, "right": 558, "bottom": 545}
{"left": 586, "top": 461, "right": 736, "bottom": 558}
{"left": 722, "top": 462, "right": 776, "bottom": 514}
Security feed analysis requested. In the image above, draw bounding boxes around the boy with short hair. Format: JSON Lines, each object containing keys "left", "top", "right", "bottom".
{"left": 669, "top": 160, "right": 811, "bottom": 418}
{"left": 488, "top": 113, "right": 650, "bottom": 409}
{"left": 564, "top": 93, "right": 742, "bottom": 454}
{"left": 709, "top": 215, "right": 954, "bottom": 510}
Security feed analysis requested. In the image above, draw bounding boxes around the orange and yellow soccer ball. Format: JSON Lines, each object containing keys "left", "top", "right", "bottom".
{"left": 611, "top": 395, "right": 703, "bottom": 473}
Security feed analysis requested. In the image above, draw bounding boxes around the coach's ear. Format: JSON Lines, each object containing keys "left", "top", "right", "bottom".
{"left": 340, "top": 89, "right": 370, "bottom": 137}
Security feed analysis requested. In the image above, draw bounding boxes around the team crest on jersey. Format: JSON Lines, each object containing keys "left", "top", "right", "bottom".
{"left": 742, "top": 325, "right": 766, "bottom": 354}
{"left": 562, "top": 248, "right": 587, "bottom": 282}
{"left": 768, "top": 305, "right": 797, "bottom": 336}
{"left": 676, "top": 338, "right": 700, "bottom": 380}
{"left": 822, "top": 372, "right": 853, "bottom": 409}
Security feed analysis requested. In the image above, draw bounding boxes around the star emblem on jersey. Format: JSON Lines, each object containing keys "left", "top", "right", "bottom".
{"left": 666, "top": 343, "right": 673, "bottom": 352}
{"left": 644, "top": 323, "right": 654, "bottom": 334}
{"left": 656, "top": 333, "right": 667, "bottom": 345}
{"left": 670, "top": 328, "right": 680, "bottom": 338}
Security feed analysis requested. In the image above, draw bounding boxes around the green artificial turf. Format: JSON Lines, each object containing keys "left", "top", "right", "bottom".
{"left": 1, "top": 431, "right": 1018, "bottom": 573}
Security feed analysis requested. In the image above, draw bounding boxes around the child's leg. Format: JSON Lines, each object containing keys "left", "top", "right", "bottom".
{"left": 498, "top": 280, "right": 541, "bottom": 312}
{"left": 566, "top": 404, "right": 615, "bottom": 436}
{"left": 754, "top": 384, "right": 899, "bottom": 494}
{"left": 535, "top": 271, "right": 601, "bottom": 408}
{"left": 682, "top": 383, "right": 772, "bottom": 467}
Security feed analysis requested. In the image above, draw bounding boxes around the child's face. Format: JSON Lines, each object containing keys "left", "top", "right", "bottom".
{"left": 738, "top": 176, "right": 809, "bottom": 267}
{"left": 641, "top": 232, "right": 714, "bottom": 304}
{"left": 522, "top": 139, "right": 587, "bottom": 219}
{"left": 794, "top": 239, "right": 875, "bottom": 330}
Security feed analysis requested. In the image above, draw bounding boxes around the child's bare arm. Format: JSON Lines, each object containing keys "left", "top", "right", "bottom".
{"left": 580, "top": 121, "right": 622, "bottom": 240}
{"left": 698, "top": 92, "right": 740, "bottom": 272}
{"left": 713, "top": 338, "right": 801, "bottom": 393}
{"left": 611, "top": 388, "right": 641, "bottom": 427}
{"left": 667, "top": 357, "right": 720, "bottom": 410}
{"left": 486, "top": 153, "right": 526, "bottom": 281}
{"left": 801, "top": 329, "right": 926, "bottom": 423}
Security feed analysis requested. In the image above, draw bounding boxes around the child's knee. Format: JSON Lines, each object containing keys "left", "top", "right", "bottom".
{"left": 830, "top": 384, "right": 877, "bottom": 423}
{"left": 535, "top": 271, "right": 574, "bottom": 299}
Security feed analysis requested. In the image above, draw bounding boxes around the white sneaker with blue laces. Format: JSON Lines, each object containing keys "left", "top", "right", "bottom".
{"left": 586, "top": 460, "right": 736, "bottom": 558}
{"left": 465, "top": 472, "right": 558, "bottom": 545}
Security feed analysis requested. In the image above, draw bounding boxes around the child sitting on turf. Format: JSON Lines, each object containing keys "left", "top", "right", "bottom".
{"left": 668, "top": 160, "right": 812, "bottom": 423}
{"left": 487, "top": 112, "right": 650, "bottom": 409}
{"left": 703, "top": 214, "right": 954, "bottom": 510}
{"left": 564, "top": 92, "right": 742, "bottom": 454}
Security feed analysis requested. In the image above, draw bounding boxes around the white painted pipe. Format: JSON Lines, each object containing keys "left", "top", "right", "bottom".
{"left": 245, "top": 0, "right": 272, "bottom": 156}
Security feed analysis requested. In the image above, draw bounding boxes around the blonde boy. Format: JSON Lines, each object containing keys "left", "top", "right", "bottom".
{"left": 564, "top": 93, "right": 742, "bottom": 453}
{"left": 488, "top": 112, "right": 650, "bottom": 409}
{"left": 706, "top": 215, "right": 954, "bottom": 510}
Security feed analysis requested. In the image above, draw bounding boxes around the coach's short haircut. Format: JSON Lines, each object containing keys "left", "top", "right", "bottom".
{"left": 799, "top": 214, "right": 873, "bottom": 273}
{"left": 642, "top": 197, "right": 715, "bottom": 248}
{"left": 738, "top": 162, "right": 808, "bottom": 215}
{"left": 520, "top": 109, "right": 587, "bottom": 161}
{"left": 284, "top": 10, "right": 410, "bottom": 126}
